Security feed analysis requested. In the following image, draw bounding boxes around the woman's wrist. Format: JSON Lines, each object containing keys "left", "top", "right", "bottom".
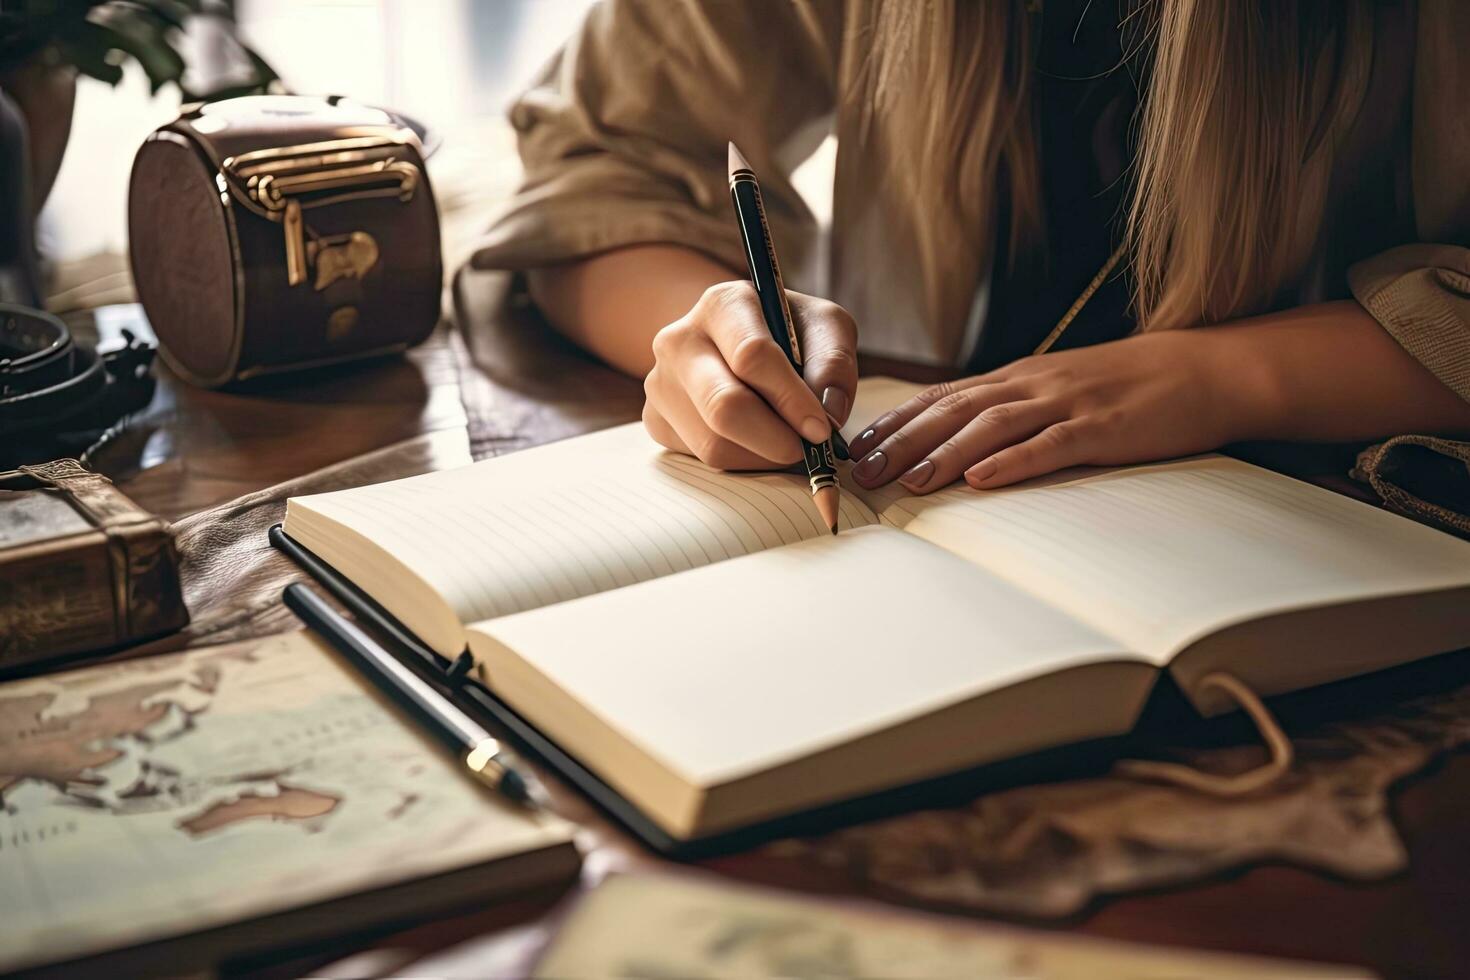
{"left": 1173, "top": 301, "right": 1470, "bottom": 446}
{"left": 1183, "top": 323, "right": 1289, "bottom": 445}
{"left": 527, "top": 245, "right": 737, "bottom": 378}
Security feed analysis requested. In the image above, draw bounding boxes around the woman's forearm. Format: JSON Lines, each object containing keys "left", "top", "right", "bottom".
{"left": 531, "top": 254, "right": 1470, "bottom": 451}
{"left": 526, "top": 245, "right": 738, "bottom": 378}
{"left": 1212, "top": 300, "right": 1470, "bottom": 443}
{"left": 838, "top": 298, "right": 1470, "bottom": 495}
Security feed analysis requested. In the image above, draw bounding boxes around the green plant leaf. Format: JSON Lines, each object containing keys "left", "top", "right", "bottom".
{"left": 114, "top": 0, "right": 200, "bottom": 32}
{"left": 179, "top": 23, "right": 280, "bottom": 102}
{"left": 56, "top": 21, "right": 124, "bottom": 86}
{"left": 87, "top": 5, "right": 184, "bottom": 92}
{"left": 244, "top": 45, "right": 280, "bottom": 88}
{"left": 2, "top": 1, "right": 103, "bottom": 70}
{"left": 6, "top": 0, "right": 272, "bottom": 99}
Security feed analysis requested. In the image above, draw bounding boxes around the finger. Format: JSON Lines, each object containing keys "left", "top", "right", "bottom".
{"left": 682, "top": 335, "right": 805, "bottom": 463}
{"left": 646, "top": 313, "right": 797, "bottom": 469}
{"left": 642, "top": 395, "right": 690, "bottom": 455}
{"left": 790, "top": 292, "right": 859, "bottom": 426}
{"left": 700, "top": 283, "right": 830, "bottom": 443}
{"left": 965, "top": 419, "right": 1096, "bottom": 489}
{"left": 847, "top": 378, "right": 988, "bottom": 459}
{"left": 849, "top": 382, "right": 1025, "bottom": 489}
{"left": 657, "top": 385, "right": 796, "bottom": 470}
{"left": 650, "top": 352, "right": 799, "bottom": 470}
{"left": 895, "top": 399, "right": 1059, "bottom": 494}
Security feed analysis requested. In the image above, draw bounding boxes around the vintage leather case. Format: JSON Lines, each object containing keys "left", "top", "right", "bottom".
{"left": 0, "top": 459, "right": 188, "bottom": 672}
{"left": 127, "top": 95, "right": 441, "bottom": 388}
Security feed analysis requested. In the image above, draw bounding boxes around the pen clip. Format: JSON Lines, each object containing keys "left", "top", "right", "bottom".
{"left": 444, "top": 650, "right": 476, "bottom": 688}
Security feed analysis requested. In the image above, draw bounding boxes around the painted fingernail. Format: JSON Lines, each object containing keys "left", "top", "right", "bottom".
{"left": 799, "top": 415, "right": 829, "bottom": 443}
{"left": 899, "top": 459, "right": 936, "bottom": 491}
{"left": 853, "top": 450, "right": 887, "bottom": 482}
{"left": 850, "top": 427, "right": 878, "bottom": 456}
{"left": 821, "top": 386, "right": 849, "bottom": 424}
{"left": 968, "top": 458, "right": 997, "bottom": 484}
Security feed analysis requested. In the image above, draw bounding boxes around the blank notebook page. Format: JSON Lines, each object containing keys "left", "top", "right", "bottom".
{"left": 291, "top": 423, "right": 879, "bottom": 624}
{"left": 472, "top": 526, "right": 1126, "bottom": 785}
{"left": 884, "top": 456, "right": 1470, "bottom": 660}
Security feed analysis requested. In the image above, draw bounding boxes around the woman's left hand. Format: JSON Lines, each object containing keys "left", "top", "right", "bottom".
{"left": 846, "top": 330, "right": 1253, "bottom": 493}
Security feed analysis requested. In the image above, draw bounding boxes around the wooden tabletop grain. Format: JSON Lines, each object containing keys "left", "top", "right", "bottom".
{"left": 85, "top": 271, "right": 1470, "bottom": 980}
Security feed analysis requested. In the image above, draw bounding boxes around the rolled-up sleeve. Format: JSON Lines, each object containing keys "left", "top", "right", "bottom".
{"left": 1347, "top": 0, "right": 1470, "bottom": 404}
{"left": 1349, "top": 245, "right": 1470, "bottom": 401}
{"left": 472, "top": 0, "right": 841, "bottom": 281}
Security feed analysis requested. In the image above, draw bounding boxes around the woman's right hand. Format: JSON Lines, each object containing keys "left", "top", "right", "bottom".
{"left": 642, "top": 281, "right": 860, "bottom": 470}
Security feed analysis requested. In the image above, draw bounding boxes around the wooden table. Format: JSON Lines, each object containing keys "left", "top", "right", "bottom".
{"left": 85, "top": 271, "right": 1470, "bottom": 979}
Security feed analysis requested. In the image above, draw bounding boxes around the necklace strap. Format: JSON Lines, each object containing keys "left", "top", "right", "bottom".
{"left": 1030, "top": 242, "right": 1127, "bottom": 356}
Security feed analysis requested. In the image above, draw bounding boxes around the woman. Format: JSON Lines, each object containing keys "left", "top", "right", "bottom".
{"left": 473, "top": 0, "right": 1470, "bottom": 497}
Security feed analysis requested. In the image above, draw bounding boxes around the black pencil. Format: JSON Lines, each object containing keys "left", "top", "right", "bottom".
{"left": 283, "top": 582, "right": 547, "bottom": 810}
{"left": 727, "top": 141, "right": 842, "bottom": 534}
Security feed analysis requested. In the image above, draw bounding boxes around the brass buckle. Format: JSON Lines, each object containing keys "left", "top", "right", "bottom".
{"left": 220, "top": 136, "right": 419, "bottom": 286}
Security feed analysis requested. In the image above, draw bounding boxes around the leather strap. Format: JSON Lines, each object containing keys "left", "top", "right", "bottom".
{"left": 15, "top": 459, "right": 158, "bottom": 638}
{"left": 1115, "top": 672, "right": 1295, "bottom": 796}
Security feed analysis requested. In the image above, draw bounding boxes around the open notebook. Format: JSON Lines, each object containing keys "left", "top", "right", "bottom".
{"left": 284, "top": 378, "right": 1470, "bottom": 841}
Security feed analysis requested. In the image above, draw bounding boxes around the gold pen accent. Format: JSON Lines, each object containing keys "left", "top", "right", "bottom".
{"left": 465, "top": 737, "right": 546, "bottom": 809}
{"left": 281, "top": 585, "right": 549, "bottom": 814}
{"left": 465, "top": 737, "right": 507, "bottom": 782}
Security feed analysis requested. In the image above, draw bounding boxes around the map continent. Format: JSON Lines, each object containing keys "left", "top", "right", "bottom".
{"left": 0, "top": 632, "right": 564, "bottom": 975}
{"left": 0, "top": 646, "right": 339, "bottom": 835}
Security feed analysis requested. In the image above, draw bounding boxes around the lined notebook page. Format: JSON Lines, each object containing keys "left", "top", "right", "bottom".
{"left": 882, "top": 456, "right": 1470, "bottom": 662}
{"left": 289, "top": 423, "right": 879, "bottom": 627}
{"left": 838, "top": 378, "right": 927, "bottom": 446}
{"left": 470, "top": 526, "right": 1128, "bottom": 786}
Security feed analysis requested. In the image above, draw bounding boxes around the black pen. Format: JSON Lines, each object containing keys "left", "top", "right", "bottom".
{"left": 728, "top": 141, "right": 842, "bottom": 534}
{"left": 284, "top": 582, "right": 547, "bottom": 810}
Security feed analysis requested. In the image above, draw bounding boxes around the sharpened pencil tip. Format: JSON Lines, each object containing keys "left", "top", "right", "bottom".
{"left": 728, "top": 141, "right": 752, "bottom": 178}
{"left": 813, "top": 485, "right": 840, "bottom": 537}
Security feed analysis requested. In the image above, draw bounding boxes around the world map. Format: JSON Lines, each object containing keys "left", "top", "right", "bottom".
{"left": 0, "top": 631, "right": 568, "bottom": 974}
{"left": 0, "top": 645, "right": 341, "bottom": 837}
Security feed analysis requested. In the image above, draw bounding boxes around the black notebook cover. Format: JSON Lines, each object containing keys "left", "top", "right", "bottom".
{"left": 270, "top": 523, "right": 1136, "bottom": 859}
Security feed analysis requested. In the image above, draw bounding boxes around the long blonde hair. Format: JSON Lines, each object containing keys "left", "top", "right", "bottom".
{"left": 860, "top": 0, "right": 1375, "bottom": 331}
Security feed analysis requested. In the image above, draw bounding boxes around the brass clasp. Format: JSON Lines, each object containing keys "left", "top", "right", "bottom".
{"left": 219, "top": 136, "right": 417, "bottom": 287}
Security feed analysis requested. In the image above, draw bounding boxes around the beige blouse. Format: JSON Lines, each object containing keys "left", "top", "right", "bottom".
{"left": 473, "top": 0, "right": 1470, "bottom": 403}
